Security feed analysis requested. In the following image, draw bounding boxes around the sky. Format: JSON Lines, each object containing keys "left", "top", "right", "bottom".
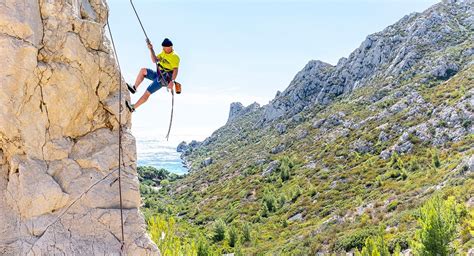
{"left": 108, "top": 0, "right": 439, "bottom": 143}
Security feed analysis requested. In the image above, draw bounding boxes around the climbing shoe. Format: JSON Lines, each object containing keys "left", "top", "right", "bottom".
{"left": 126, "top": 83, "right": 136, "bottom": 94}
{"left": 125, "top": 101, "right": 135, "bottom": 112}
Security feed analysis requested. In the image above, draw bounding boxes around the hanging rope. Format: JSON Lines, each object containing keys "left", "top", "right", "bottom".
{"left": 106, "top": 13, "right": 126, "bottom": 251}
{"left": 165, "top": 91, "right": 174, "bottom": 141}
{"left": 130, "top": 0, "right": 175, "bottom": 140}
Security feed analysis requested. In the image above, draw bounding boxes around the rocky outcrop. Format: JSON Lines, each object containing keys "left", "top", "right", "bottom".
{"left": 227, "top": 102, "right": 244, "bottom": 123}
{"left": 0, "top": 0, "right": 158, "bottom": 255}
{"left": 226, "top": 101, "right": 261, "bottom": 124}
{"left": 177, "top": 141, "right": 188, "bottom": 153}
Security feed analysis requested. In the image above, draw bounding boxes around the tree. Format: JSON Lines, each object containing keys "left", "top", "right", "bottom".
{"left": 432, "top": 150, "right": 441, "bottom": 168}
{"left": 148, "top": 215, "right": 197, "bottom": 255}
{"left": 354, "top": 228, "right": 390, "bottom": 256}
{"left": 228, "top": 225, "right": 238, "bottom": 247}
{"left": 411, "top": 195, "right": 460, "bottom": 256}
{"left": 213, "top": 219, "right": 226, "bottom": 242}
{"left": 242, "top": 222, "right": 251, "bottom": 243}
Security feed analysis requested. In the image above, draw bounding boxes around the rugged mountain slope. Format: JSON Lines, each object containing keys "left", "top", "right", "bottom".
{"left": 0, "top": 0, "right": 158, "bottom": 255}
{"left": 164, "top": 0, "right": 474, "bottom": 254}
{"left": 264, "top": 0, "right": 473, "bottom": 121}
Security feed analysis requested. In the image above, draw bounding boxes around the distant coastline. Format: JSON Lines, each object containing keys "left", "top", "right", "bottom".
{"left": 136, "top": 137, "right": 189, "bottom": 175}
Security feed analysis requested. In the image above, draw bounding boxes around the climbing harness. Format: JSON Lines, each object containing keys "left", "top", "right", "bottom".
{"left": 130, "top": 0, "right": 180, "bottom": 141}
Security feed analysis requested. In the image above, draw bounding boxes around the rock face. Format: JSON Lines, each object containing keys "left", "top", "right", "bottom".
{"left": 0, "top": 0, "right": 158, "bottom": 255}
{"left": 227, "top": 102, "right": 244, "bottom": 123}
{"left": 226, "top": 101, "right": 261, "bottom": 124}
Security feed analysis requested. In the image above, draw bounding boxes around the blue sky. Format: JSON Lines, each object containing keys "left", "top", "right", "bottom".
{"left": 108, "top": 0, "right": 439, "bottom": 143}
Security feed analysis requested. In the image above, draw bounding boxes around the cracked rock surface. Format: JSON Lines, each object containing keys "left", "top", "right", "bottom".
{"left": 0, "top": 0, "right": 159, "bottom": 255}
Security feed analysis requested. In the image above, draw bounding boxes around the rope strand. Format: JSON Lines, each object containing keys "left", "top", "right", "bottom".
{"left": 106, "top": 14, "right": 126, "bottom": 251}
{"left": 130, "top": 0, "right": 175, "bottom": 141}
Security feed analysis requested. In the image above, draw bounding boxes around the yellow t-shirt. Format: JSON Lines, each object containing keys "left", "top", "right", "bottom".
{"left": 157, "top": 51, "right": 180, "bottom": 72}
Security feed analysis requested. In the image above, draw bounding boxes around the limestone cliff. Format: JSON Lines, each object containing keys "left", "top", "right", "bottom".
{"left": 0, "top": 0, "right": 158, "bottom": 255}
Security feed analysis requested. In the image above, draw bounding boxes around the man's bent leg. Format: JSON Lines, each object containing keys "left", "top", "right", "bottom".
{"left": 134, "top": 68, "right": 148, "bottom": 89}
{"left": 134, "top": 90, "right": 151, "bottom": 110}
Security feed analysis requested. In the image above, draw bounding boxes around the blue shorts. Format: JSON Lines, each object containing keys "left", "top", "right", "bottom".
{"left": 145, "top": 68, "right": 172, "bottom": 94}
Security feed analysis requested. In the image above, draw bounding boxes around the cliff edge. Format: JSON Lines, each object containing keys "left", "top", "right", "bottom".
{"left": 0, "top": 0, "right": 158, "bottom": 255}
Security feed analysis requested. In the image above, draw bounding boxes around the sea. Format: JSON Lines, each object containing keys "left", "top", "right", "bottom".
{"left": 134, "top": 133, "right": 200, "bottom": 175}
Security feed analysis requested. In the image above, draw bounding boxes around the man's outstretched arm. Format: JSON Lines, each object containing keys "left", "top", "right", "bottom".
{"left": 147, "top": 41, "right": 158, "bottom": 63}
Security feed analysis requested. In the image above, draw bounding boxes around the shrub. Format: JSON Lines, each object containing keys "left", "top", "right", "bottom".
{"left": 242, "top": 222, "right": 252, "bottom": 243}
{"left": 197, "top": 236, "right": 212, "bottom": 256}
{"left": 260, "top": 204, "right": 269, "bottom": 218}
{"left": 228, "top": 226, "right": 238, "bottom": 247}
{"left": 408, "top": 158, "right": 420, "bottom": 172}
{"left": 263, "top": 192, "right": 277, "bottom": 213}
{"left": 278, "top": 156, "right": 295, "bottom": 181}
{"left": 389, "top": 152, "right": 404, "bottom": 170}
{"left": 386, "top": 200, "right": 399, "bottom": 212}
{"left": 335, "top": 228, "right": 377, "bottom": 252}
{"left": 289, "top": 186, "right": 302, "bottom": 202}
{"left": 354, "top": 232, "right": 390, "bottom": 256}
{"left": 148, "top": 215, "right": 197, "bottom": 255}
{"left": 462, "top": 119, "right": 472, "bottom": 129}
{"left": 278, "top": 194, "right": 286, "bottom": 208}
{"left": 160, "top": 179, "right": 170, "bottom": 186}
{"left": 432, "top": 150, "right": 441, "bottom": 168}
{"left": 388, "top": 233, "right": 410, "bottom": 252}
{"left": 213, "top": 219, "right": 226, "bottom": 242}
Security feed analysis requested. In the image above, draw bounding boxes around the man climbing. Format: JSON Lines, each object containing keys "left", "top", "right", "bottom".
{"left": 125, "top": 38, "right": 180, "bottom": 112}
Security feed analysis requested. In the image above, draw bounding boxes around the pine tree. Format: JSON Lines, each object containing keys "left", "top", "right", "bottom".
{"left": 213, "top": 219, "right": 226, "bottom": 242}
{"left": 411, "top": 195, "right": 459, "bottom": 256}
{"left": 228, "top": 225, "right": 238, "bottom": 247}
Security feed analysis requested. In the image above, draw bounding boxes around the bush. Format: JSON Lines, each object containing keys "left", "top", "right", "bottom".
{"left": 385, "top": 170, "right": 408, "bottom": 181}
{"left": 386, "top": 200, "right": 399, "bottom": 212}
{"left": 431, "top": 150, "right": 441, "bottom": 168}
{"left": 242, "top": 222, "right": 251, "bottom": 243}
{"left": 354, "top": 232, "right": 390, "bottom": 256}
{"left": 289, "top": 186, "right": 302, "bottom": 203}
{"left": 160, "top": 179, "right": 170, "bottom": 186}
{"left": 228, "top": 226, "right": 238, "bottom": 247}
{"left": 263, "top": 191, "right": 277, "bottom": 213}
{"left": 411, "top": 195, "right": 461, "bottom": 255}
{"left": 213, "top": 219, "right": 226, "bottom": 242}
{"left": 335, "top": 228, "right": 377, "bottom": 252}
{"left": 389, "top": 152, "right": 404, "bottom": 170}
{"left": 260, "top": 204, "right": 269, "bottom": 218}
{"left": 462, "top": 119, "right": 471, "bottom": 129}
{"left": 148, "top": 215, "right": 197, "bottom": 255}
{"left": 197, "top": 236, "right": 211, "bottom": 256}
{"left": 277, "top": 156, "right": 298, "bottom": 182}
{"left": 278, "top": 194, "right": 286, "bottom": 208}
{"left": 138, "top": 166, "right": 182, "bottom": 185}
{"left": 388, "top": 233, "right": 410, "bottom": 252}
{"left": 408, "top": 159, "right": 420, "bottom": 172}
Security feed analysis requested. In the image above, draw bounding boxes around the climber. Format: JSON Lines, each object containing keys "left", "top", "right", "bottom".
{"left": 125, "top": 38, "right": 180, "bottom": 112}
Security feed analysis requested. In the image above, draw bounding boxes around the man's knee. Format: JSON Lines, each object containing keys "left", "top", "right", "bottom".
{"left": 140, "top": 68, "right": 147, "bottom": 76}
{"left": 143, "top": 91, "right": 151, "bottom": 99}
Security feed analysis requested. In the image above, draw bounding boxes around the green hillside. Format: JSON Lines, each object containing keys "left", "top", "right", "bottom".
{"left": 139, "top": 1, "right": 474, "bottom": 255}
